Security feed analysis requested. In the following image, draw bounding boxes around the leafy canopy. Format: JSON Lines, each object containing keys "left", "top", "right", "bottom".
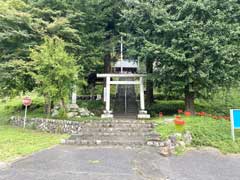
{"left": 30, "top": 36, "right": 79, "bottom": 104}
{"left": 122, "top": 0, "right": 240, "bottom": 111}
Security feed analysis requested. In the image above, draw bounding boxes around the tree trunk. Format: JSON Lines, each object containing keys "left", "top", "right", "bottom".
{"left": 184, "top": 87, "right": 195, "bottom": 114}
{"left": 60, "top": 98, "right": 66, "bottom": 112}
{"left": 104, "top": 53, "right": 111, "bottom": 73}
{"left": 146, "top": 60, "right": 154, "bottom": 106}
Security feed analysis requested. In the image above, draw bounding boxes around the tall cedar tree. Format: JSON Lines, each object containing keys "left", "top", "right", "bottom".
{"left": 123, "top": 0, "right": 240, "bottom": 113}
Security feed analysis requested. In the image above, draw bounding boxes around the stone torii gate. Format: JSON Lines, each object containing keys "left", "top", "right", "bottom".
{"left": 97, "top": 73, "right": 150, "bottom": 119}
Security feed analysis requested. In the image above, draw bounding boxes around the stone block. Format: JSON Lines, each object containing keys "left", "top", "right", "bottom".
{"left": 68, "top": 104, "right": 80, "bottom": 112}
{"left": 147, "top": 141, "right": 154, "bottom": 146}
{"left": 137, "top": 113, "right": 151, "bottom": 119}
{"left": 101, "top": 113, "right": 113, "bottom": 119}
{"left": 183, "top": 131, "right": 192, "bottom": 145}
{"left": 96, "top": 140, "right": 102, "bottom": 145}
{"left": 159, "top": 147, "right": 171, "bottom": 157}
{"left": 60, "top": 139, "right": 66, "bottom": 144}
{"left": 178, "top": 141, "right": 186, "bottom": 147}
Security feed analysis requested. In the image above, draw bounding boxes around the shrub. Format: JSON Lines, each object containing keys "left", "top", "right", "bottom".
{"left": 77, "top": 100, "right": 104, "bottom": 116}
{"left": 148, "top": 100, "right": 185, "bottom": 116}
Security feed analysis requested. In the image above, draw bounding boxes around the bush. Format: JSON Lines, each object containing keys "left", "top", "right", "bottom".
{"left": 77, "top": 100, "right": 104, "bottom": 116}
{"left": 196, "top": 88, "right": 240, "bottom": 115}
{"left": 57, "top": 108, "right": 68, "bottom": 119}
{"left": 148, "top": 100, "right": 185, "bottom": 116}
{"left": 149, "top": 88, "right": 240, "bottom": 117}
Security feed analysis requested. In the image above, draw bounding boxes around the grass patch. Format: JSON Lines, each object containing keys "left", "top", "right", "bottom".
{"left": 154, "top": 116, "right": 240, "bottom": 154}
{"left": 0, "top": 126, "right": 68, "bottom": 162}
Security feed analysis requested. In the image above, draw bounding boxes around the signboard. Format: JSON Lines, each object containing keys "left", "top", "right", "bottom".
{"left": 22, "top": 97, "right": 32, "bottom": 128}
{"left": 22, "top": 97, "right": 32, "bottom": 106}
{"left": 230, "top": 109, "right": 240, "bottom": 141}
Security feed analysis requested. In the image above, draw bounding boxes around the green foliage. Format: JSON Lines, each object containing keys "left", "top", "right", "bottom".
{"left": 57, "top": 108, "right": 67, "bottom": 119}
{"left": 123, "top": 0, "right": 240, "bottom": 112}
{"left": 0, "top": 60, "right": 35, "bottom": 97}
{"left": 149, "top": 100, "right": 185, "bottom": 116}
{"left": 154, "top": 116, "right": 240, "bottom": 154}
{"left": 30, "top": 36, "right": 79, "bottom": 109}
{"left": 77, "top": 100, "right": 104, "bottom": 116}
{"left": 0, "top": 0, "right": 41, "bottom": 95}
{"left": 0, "top": 94, "right": 103, "bottom": 125}
{"left": 196, "top": 87, "right": 240, "bottom": 115}
{"left": 0, "top": 126, "right": 68, "bottom": 161}
{"left": 0, "top": 0, "right": 84, "bottom": 96}
{"left": 149, "top": 100, "right": 209, "bottom": 116}
{"left": 0, "top": 93, "right": 45, "bottom": 125}
{"left": 150, "top": 87, "right": 240, "bottom": 116}
{"left": 0, "top": 0, "right": 40, "bottom": 62}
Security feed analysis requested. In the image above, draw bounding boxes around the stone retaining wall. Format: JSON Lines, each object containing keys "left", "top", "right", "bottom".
{"left": 10, "top": 116, "right": 83, "bottom": 134}
{"left": 10, "top": 116, "right": 192, "bottom": 157}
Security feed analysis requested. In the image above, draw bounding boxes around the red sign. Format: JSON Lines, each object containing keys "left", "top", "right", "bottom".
{"left": 22, "top": 97, "right": 32, "bottom": 106}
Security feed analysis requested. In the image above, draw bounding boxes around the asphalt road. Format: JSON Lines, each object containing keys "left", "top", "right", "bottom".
{"left": 0, "top": 145, "right": 240, "bottom": 180}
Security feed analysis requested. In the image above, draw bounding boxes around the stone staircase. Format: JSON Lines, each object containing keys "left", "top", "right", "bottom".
{"left": 63, "top": 78, "right": 159, "bottom": 147}
{"left": 63, "top": 119, "right": 160, "bottom": 146}
{"left": 114, "top": 83, "right": 138, "bottom": 119}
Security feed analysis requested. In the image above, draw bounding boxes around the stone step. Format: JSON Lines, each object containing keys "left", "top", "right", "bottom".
{"left": 63, "top": 139, "right": 146, "bottom": 146}
{"left": 68, "top": 137, "right": 160, "bottom": 143}
{"left": 79, "top": 127, "right": 153, "bottom": 133}
{"left": 70, "top": 132, "right": 159, "bottom": 138}
{"left": 113, "top": 116, "right": 138, "bottom": 120}
{"left": 81, "top": 123, "right": 153, "bottom": 128}
{"left": 114, "top": 108, "right": 137, "bottom": 111}
{"left": 83, "top": 120, "right": 152, "bottom": 124}
{"left": 69, "top": 135, "right": 148, "bottom": 140}
{"left": 113, "top": 115, "right": 137, "bottom": 118}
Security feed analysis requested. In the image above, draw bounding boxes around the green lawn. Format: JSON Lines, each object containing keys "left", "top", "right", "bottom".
{"left": 153, "top": 116, "right": 240, "bottom": 154}
{"left": 0, "top": 126, "right": 68, "bottom": 162}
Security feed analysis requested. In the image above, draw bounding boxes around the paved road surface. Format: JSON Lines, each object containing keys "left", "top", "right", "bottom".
{"left": 1, "top": 145, "right": 240, "bottom": 180}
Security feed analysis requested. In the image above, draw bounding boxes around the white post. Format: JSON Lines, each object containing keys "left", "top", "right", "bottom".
{"left": 230, "top": 110, "right": 235, "bottom": 141}
{"left": 125, "top": 85, "right": 127, "bottom": 114}
{"left": 138, "top": 76, "right": 150, "bottom": 118}
{"left": 139, "top": 77, "right": 145, "bottom": 111}
{"left": 120, "top": 36, "right": 123, "bottom": 73}
{"left": 106, "top": 76, "right": 111, "bottom": 112}
{"left": 23, "top": 106, "right": 27, "bottom": 128}
{"left": 72, "top": 85, "right": 77, "bottom": 104}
